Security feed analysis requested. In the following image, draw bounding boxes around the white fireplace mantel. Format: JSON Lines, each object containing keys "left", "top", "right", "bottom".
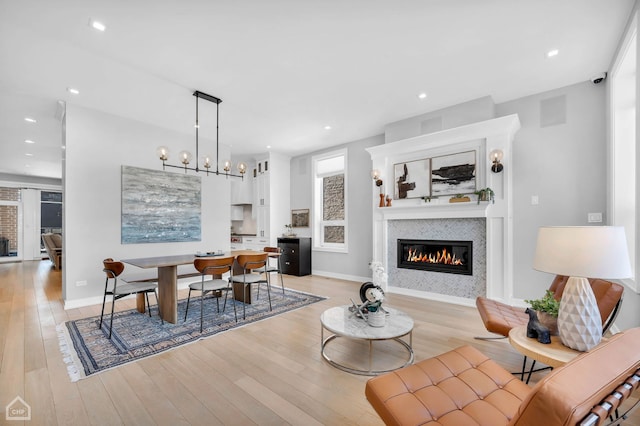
{"left": 366, "top": 114, "right": 520, "bottom": 306}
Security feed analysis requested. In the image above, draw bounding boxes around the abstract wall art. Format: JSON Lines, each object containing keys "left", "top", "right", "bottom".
{"left": 121, "top": 166, "right": 201, "bottom": 244}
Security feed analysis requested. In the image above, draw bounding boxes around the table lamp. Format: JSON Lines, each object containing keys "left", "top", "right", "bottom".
{"left": 533, "top": 226, "right": 631, "bottom": 351}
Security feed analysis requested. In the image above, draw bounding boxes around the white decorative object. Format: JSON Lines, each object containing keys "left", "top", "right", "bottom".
{"left": 370, "top": 261, "right": 388, "bottom": 289}
{"left": 367, "top": 309, "right": 386, "bottom": 327}
{"left": 533, "top": 226, "right": 632, "bottom": 351}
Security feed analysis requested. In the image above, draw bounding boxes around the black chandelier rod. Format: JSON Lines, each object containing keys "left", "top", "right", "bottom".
{"left": 191, "top": 90, "right": 244, "bottom": 178}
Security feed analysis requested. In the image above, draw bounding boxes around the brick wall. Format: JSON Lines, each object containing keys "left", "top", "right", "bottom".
{"left": 0, "top": 188, "right": 20, "bottom": 253}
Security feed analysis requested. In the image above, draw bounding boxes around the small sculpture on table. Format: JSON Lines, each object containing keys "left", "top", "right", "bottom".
{"left": 349, "top": 282, "right": 387, "bottom": 326}
{"left": 525, "top": 308, "right": 551, "bottom": 344}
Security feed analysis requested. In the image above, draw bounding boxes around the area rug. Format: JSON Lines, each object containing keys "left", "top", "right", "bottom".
{"left": 57, "top": 287, "right": 326, "bottom": 382}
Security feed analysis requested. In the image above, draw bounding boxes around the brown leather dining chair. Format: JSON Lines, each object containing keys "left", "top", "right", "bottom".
{"left": 184, "top": 256, "right": 236, "bottom": 332}
{"left": 100, "top": 258, "right": 161, "bottom": 339}
{"left": 230, "top": 253, "right": 270, "bottom": 320}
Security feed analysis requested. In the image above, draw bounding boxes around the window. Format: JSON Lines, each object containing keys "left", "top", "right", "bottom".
{"left": 313, "top": 149, "right": 347, "bottom": 252}
{"left": 610, "top": 14, "right": 637, "bottom": 291}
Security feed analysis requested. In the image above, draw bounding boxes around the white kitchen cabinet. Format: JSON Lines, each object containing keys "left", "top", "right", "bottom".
{"left": 243, "top": 236, "right": 269, "bottom": 251}
{"left": 231, "top": 205, "right": 244, "bottom": 221}
{"left": 230, "top": 174, "right": 253, "bottom": 205}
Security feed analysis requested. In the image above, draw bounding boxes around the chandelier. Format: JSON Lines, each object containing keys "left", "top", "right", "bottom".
{"left": 156, "top": 90, "right": 246, "bottom": 178}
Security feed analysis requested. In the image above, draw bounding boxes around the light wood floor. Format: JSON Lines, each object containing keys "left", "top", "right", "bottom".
{"left": 0, "top": 260, "right": 638, "bottom": 425}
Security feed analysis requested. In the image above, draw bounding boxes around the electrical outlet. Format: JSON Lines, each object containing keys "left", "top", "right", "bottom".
{"left": 587, "top": 212, "right": 603, "bottom": 223}
{"left": 76, "top": 280, "right": 87, "bottom": 287}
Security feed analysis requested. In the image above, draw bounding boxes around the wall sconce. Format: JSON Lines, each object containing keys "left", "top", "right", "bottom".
{"left": 490, "top": 149, "right": 504, "bottom": 173}
{"left": 371, "top": 169, "right": 383, "bottom": 189}
{"left": 371, "top": 169, "right": 385, "bottom": 207}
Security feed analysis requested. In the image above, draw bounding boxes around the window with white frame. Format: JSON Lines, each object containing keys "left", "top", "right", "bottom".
{"left": 312, "top": 149, "right": 347, "bottom": 252}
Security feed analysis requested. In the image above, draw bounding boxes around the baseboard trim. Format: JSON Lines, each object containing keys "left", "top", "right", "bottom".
{"left": 311, "top": 269, "right": 370, "bottom": 284}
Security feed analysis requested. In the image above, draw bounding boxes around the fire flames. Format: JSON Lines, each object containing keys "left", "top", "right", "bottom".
{"left": 407, "top": 247, "right": 464, "bottom": 265}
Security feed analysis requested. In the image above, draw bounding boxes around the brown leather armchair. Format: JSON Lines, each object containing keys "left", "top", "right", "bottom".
{"left": 366, "top": 327, "right": 640, "bottom": 426}
{"left": 476, "top": 275, "right": 623, "bottom": 338}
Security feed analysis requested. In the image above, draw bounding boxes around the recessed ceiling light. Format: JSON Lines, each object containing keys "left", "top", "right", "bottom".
{"left": 25, "top": 153, "right": 33, "bottom": 157}
{"left": 266, "top": 145, "right": 272, "bottom": 149}
{"left": 418, "top": 92, "right": 427, "bottom": 100}
{"left": 24, "top": 117, "right": 37, "bottom": 123}
{"left": 546, "top": 49, "right": 559, "bottom": 58}
{"left": 67, "top": 87, "right": 80, "bottom": 95}
{"left": 24, "top": 139, "right": 35, "bottom": 144}
{"left": 324, "top": 125, "right": 332, "bottom": 130}
{"left": 90, "top": 19, "right": 106, "bottom": 32}
{"left": 25, "top": 164, "right": 30, "bottom": 168}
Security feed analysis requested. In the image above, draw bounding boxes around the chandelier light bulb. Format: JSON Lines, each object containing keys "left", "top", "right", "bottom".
{"left": 156, "top": 146, "right": 169, "bottom": 161}
{"left": 223, "top": 160, "right": 232, "bottom": 172}
{"left": 203, "top": 156, "right": 212, "bottom": 169}
{"left": 237, "top": 162, "right": 247, "bottom": 174}
{"left": 179, "top": 150, "right": 192, "bottom": 166}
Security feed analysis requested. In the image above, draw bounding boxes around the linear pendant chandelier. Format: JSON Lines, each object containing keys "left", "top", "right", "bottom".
{"left": 156, "top": 90, "right": 246, "bottom": 178}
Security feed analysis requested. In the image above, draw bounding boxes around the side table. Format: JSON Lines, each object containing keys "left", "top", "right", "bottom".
{"left": 508, "top": 325, "right": 581, "bottom": 383}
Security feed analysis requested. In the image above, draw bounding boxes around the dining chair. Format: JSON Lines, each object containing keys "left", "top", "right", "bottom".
{"left": 230, "top": 253, "right": 270, "bottom": 320}
{"left": 254, "top": 246, "right": 285, "bottom": 296}
{"left": 100, "top": 258, "right": 162, "bottom": 339}
{"left": 184, "top": 256, "right": 237, "bottom": 332}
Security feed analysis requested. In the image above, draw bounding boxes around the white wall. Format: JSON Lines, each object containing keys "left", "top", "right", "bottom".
{"left": 290, "top": 134, "right": 384, "bottom": 281}
{"left": 64, "top": 105, "right": 230, "bottom": 304}
{"left": 496, "top": 82, "right": 608, "bottom": 300}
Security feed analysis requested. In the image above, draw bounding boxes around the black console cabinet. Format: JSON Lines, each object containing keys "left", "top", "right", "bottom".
{"left": 277, "top": 237, "right": 311, "bottom": 276}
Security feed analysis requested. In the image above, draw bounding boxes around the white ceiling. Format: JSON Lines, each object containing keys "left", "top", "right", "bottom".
{"left": 0, "top": 0, "right": 634, "bottom": 180}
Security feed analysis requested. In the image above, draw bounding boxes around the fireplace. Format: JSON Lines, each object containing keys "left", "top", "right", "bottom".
{"left": 397, "top": 239, "right": 472, "bottom": 275}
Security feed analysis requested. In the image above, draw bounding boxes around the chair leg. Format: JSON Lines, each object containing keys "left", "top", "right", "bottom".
{"left": 199, "top": 289, "right": 204, "bottom": 333}
{"left": 184, "top": 289, "right": 192, "bottom": 321}
{"left": 145, "top": 292, "right": 152, "bottom": 317}
{"left": 266, "top": 273, "right": 272, "bottom": 311}
{"left": 99, "top": 278, "right": 108, "bottom": 329}
{"left": 108, "top": 294, "right": 116, "bottom": 339}
{"left": 279, "top": 271, "right": 285, "bottom": 295}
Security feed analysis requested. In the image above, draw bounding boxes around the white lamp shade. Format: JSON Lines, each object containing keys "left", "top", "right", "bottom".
{"left": 533, "top": 226, "right": 631, "bottom": 279}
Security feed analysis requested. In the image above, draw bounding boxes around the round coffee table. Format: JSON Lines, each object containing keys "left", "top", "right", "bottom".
{"left": 320, "top": 305, "right": 414, "bottom": 375}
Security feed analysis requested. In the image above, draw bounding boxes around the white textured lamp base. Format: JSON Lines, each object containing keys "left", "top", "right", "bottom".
{"left": 557, "top": 276, "right": 602, "bottom": 351}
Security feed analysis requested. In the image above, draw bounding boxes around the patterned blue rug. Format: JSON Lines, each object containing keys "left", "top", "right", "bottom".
{"left": 57, "top": 286, "right": 326, "bottom": 381}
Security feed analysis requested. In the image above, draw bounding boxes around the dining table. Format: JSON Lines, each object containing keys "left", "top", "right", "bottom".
{"left": 122, "top": 250, "right": 270, "bottom": 324}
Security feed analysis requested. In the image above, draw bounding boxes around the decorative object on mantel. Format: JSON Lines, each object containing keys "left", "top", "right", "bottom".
{"left": 371, "top": 169, "right": 385, "bottom": 207}
{"left": 422, "top": 195, "right": 438, "bottom": 203}
{"left": 533, "top": 226, "right": 632, "bottom": 351}
{"left": 474, "top": 187, "right": 495, "bottom": 204}
{"left": 156, "top": 90, "right": 247, "bottom": 178}
{"left": 490, "top": 149, "right": 504, "bottom": 173}
{"left": 525, "top": 289, "right": 559, "bottom": 335}
{"left": 525, "top": 308, "right": 551, "bottom": 344}
{"left": 385, "top": 195, "right": 392, "bottom": 207}
{"left": 449, "top": 194, "right": 471, "bottom": 203}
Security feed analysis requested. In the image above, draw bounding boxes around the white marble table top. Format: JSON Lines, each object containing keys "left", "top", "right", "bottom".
{"left": 320, "top": 305, "right": 414, "bottom": 340}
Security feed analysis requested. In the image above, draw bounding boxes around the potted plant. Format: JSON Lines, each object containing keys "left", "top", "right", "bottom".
{"left": 525, "top": 290, "right": 559, "bottom": 335}
{"left": 474, "top": 187, "right": 495, "bottom": 204}
{"left": 284, "top": 224, "right": 296, "bottom": 237}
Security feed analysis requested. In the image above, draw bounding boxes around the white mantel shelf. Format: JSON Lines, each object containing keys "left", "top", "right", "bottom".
{"left": 377, "top": 202, "right": 493, "bottom": 220}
